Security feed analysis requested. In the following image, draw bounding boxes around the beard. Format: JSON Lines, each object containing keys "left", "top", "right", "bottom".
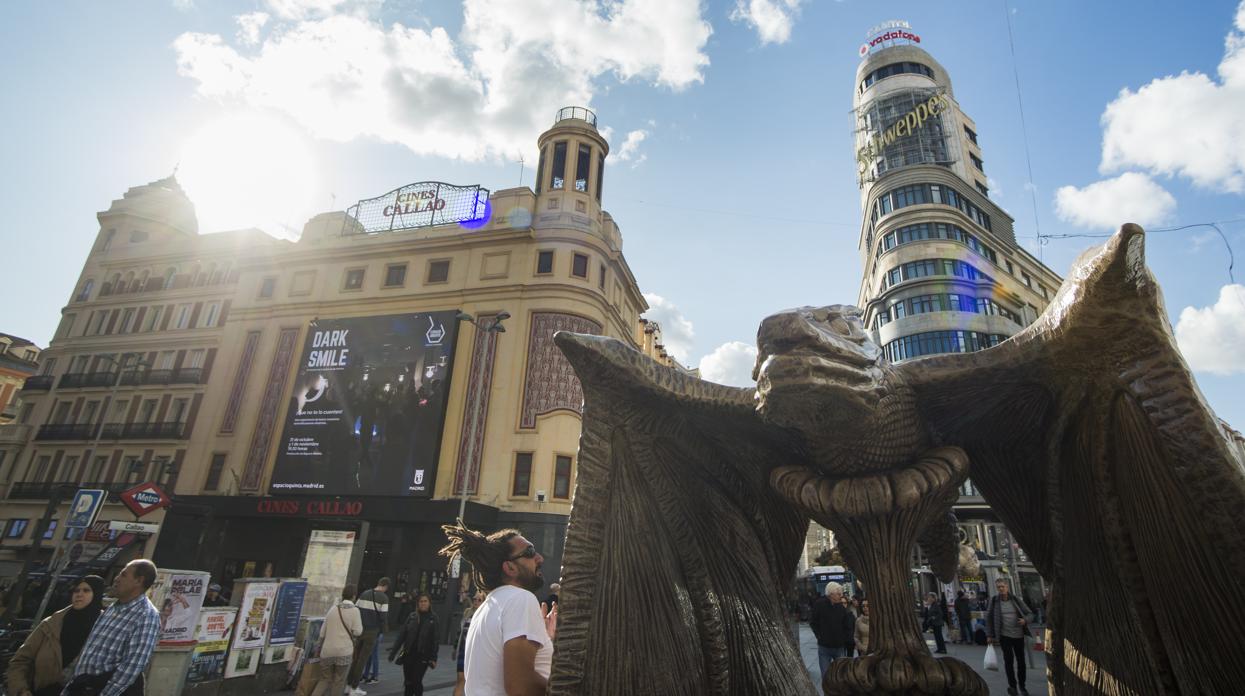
{"left": 517, "top": 564, "right": 544, "bottom": 593}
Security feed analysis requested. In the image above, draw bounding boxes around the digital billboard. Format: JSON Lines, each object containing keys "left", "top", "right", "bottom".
{"left": 270, "top": 311, "right": 460, "bottom": 497}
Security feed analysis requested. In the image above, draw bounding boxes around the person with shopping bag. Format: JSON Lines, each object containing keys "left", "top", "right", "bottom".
{"left": 985, "top": 578, "right": 1034, "bottom": 696}
{"left": 310, "top": 584, "right": 363, "bottom": 696}
{"left": 388, "top": 593, "right": 438, "bottom": 696}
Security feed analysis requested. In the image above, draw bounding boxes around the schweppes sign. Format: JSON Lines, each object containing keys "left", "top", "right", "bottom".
{"left": 856, "top": 91, "right": 950, "bottom": 176}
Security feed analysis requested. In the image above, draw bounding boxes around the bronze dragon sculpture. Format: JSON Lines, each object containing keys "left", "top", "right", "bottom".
{"left": 547, "top": 224, "right": 1245, "bottom": 695}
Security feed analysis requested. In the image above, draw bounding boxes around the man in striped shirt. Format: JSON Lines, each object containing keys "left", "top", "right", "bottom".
{"left": 63, "top": 559, "right": 161, "bottom": 696}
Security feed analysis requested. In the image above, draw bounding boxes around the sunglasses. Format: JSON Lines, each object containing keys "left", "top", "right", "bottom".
{"left": 508, "top": 546, "right": 538, "bottom": 561}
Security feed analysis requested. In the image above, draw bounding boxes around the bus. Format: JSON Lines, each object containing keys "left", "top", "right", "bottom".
{"left": 798, "top": 565, "right": 859, "bottom": 601}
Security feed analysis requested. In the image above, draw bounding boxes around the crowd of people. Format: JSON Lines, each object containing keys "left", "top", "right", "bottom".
{"left": 807, "top": 577, "right": 1038, "bottom": 696}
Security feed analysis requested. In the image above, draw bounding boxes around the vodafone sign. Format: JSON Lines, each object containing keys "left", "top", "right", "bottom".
{"left": 120, "top": 482, "right": 172, "bottom": 518}
{"left": 860, "top": 20, "right": 921, "bottom": 57}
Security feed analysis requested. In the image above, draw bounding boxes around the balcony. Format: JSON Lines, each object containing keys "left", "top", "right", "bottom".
{"left": 22, "top": 375, "right": 54, "bottom": 391}
{"left": 35, "top": 423, "right": 97, "bottom": 441}
{"left": 8, "top": 481, "right": 130, "bottom": 501}
{"left": 58, "top": 373, "right": 87, "bottom": 389}
{"left": 35, "top": 421, "right": 186, "bottom": 441}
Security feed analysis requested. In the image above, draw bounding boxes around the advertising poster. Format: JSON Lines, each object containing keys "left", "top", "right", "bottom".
{"left": 268, "top": 580, "right": 309, "bottom": 646}
{"left": 269, "top": 311, "right": 461, "bottom": 497}
{"left": 224, "top": 648, "right": 260, "bottom": 679}
{"left": 147, "top": 569, "right": 210, "bottom": 646}
{"left": 186, "top": 608, "right": 237, "bottom": 683}
{"left": 230, "top": 580, "right": 279, "bottom": 651}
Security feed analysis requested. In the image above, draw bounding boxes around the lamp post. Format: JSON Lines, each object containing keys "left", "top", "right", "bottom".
{"left": 33, "top": 352, "right": 150, "bottom": 622}
{"left": 442, "top": 310, "right": 507, "bottom": 641}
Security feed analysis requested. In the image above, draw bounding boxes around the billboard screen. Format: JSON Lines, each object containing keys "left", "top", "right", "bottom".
{"left": 270, "top": 311, "right": 460, "bottom": 497}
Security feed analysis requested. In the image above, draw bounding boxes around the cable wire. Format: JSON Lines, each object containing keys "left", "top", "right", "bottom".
{"left": 1003, "top": 0, "right": 1044, "bottom": 261}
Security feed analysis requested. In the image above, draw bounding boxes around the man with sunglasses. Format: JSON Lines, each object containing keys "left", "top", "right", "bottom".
{"left": 439, "top": 525, "right": 557, "bottom": 696}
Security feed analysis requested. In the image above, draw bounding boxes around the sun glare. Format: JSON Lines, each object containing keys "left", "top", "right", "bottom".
{"left": 178, "top": 114, "right": 317, "bottom": 239}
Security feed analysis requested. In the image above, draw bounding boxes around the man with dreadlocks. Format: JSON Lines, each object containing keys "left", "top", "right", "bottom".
{"left": 439, "top": 522, "right": 557, "bottom": 696}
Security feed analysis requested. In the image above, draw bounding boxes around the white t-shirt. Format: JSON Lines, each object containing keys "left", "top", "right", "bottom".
{"left": 464, "top": 585, "right": 552, "bottom": 695}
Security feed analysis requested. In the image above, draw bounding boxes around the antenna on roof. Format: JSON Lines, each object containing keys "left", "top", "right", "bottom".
{"left": 517, "top": 153, "right": 526, "bottom": 187}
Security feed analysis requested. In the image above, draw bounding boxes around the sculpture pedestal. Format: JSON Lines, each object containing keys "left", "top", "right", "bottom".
{"left": 774, "top": 447, "right": 986, "bottom": 696}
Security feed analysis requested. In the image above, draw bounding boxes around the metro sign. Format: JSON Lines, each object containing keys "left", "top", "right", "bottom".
{"left": 120, "top": 482, "right": 172, "bottom": 518}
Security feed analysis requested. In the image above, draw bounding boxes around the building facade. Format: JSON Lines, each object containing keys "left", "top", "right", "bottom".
{"left": 0, "top": 107, "right": 664, "bottom": 621}
{"left": 0, "top": 334, "right": 40, "bottom": 425}
{"left": 852, "top": 35, "right": 1060, "bottom": 606}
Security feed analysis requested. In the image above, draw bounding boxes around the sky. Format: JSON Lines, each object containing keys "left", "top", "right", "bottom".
{"left": 1, "top": 0, "right": 1242, "bottom": 427}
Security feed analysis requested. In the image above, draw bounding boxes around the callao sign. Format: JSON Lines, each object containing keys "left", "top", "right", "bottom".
{"left": 860, "top": 20, "right": 921, "bottom": 57}
{"left": 120, "top": 482, "right": 172, "bottom": 518}
{"left": 256, "top": 499, "right": 364, "bottom": 517}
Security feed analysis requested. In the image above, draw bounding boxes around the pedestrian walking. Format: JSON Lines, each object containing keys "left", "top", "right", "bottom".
{"left": 438, "top": 522, "right": 556, "bottom": 696}
{"left": 954, "top": 590, "right": 973, "bottom": 644}
{"left": 351, "top": 578, "right": 390, "bottom": 690}
{"left": 6, "top": 575, "right": 105, "bottom": 696}
{"left": 922, "top": 592, "right": 947, "bottom": 654}
{"left": 311, "top": 583, "right": 363, "bottom": 696}
{"left": 985, "top": 578, "right": 1034, "bottom": 696}
{"left": 809, "top": 582, "right": 854, "bottom": 682}
{"left": 853, "top": 599, "right": 871, "bottom": 655}
{"left": 389, "top": 593, "right": 438, "bottom": 696}
{"left": 63, "top": 560, "right": 161, "bottom": 696}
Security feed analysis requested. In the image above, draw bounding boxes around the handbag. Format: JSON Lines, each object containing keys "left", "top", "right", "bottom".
{"left": 392, "top": 643, "right": 408, "bottom": 665}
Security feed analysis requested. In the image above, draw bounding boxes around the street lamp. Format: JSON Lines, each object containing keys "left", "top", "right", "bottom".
{"left": 453, "top": 311, "right": 508, "bottom": 524}
{"left": 442, "top": 311, "right": 507, "bottom": 640}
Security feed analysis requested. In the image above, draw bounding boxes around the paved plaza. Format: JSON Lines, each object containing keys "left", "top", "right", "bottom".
{"left": 357, "top": 623, "right": 1048, "bottom": 696}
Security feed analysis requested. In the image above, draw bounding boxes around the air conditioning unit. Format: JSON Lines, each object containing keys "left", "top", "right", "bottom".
{"left": 535, "top": 490, "right": 547, "bottom": 503}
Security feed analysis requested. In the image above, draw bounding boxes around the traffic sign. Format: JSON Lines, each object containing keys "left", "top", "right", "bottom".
{"left": 67, "top": 489, "right": 106, "bottom": 529}
{"left": 108, "top": 520, "right": 161, "bottom": 534}
{"left": 119, "top": 482, "right": 172, "bottom": 518}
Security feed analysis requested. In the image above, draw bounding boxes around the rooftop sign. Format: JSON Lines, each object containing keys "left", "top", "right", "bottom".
{"left": 346, "top": 181, "right": 490, "bottom": 234}
{"left": 860, "top": 20, "right": 921, "bottom": 58}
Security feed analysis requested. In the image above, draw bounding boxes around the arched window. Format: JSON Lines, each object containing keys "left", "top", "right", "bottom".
{"left": 163, "top": 266, "right": 177, "bottom": 290}
{"left": 75, "top": 279, "right": 94, "bottom": 302}
{"left": 138, "top": 270, "right": 150, "bottom": 291}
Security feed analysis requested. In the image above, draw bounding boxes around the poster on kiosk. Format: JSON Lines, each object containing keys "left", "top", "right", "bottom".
{"left": 264, "top": 579, "right": 308, "bottom": 664}
{"left": 226, "top": 578, "right": 278, "bottom": 678}
{"left": 186, "top": 607, "right": 238, "bottom": 683}
{"left": 146, "top": 568, "right": 210, "bottom": 647}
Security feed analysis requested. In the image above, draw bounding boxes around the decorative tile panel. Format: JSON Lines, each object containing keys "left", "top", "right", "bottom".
{"left": 520, "top": 313, "right": 602, "bottom": 429}
{"left": 452, "top": 321, "right": 499, "bottom": 496}
{"left": 219, "top": 331, "right": 261, "bottom": 434}
{"left": 241, "top": 327, "right": 298, "bottom": 491}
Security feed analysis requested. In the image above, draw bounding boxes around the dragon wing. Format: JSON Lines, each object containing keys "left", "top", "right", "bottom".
{"left": 900, "top": 224, "right": 1245, "bottom": 695}
{"left": 548, "top": 332, "right": 815, "bottom": 696}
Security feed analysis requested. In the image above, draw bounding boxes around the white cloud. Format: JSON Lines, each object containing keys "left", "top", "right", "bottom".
{"left": 1054, "top": 172, "right": 1176, "bottom": 230}
{"left": 615, "top": 129, "right": 648, "bottom": 165}
{"left": 1099, "top": 2, "right": 1245, "bottom": 193}
{"left": 265, "top": 0, "right": 380, "bottom": 21}
{"left": 236, "top": 12, "right": 270, "bottom": 45}
{"left": 641, "top": 293, "right": 695, "bottom": 361}
{"left": 698, "top": 341, "right": 758, "bottom": 387}
{"left": 174, "top": 0, "right": 712, "bottom": 162}
{"left": 173, "top": 0, "right": 195, "bottom": 11}
{"left": 987, "top": 177, "right": 1002, "bottom": 197}
{"left": 1175, "top": 284, "right": 1245, "bottom": 375}
{"left": 729, "top": 0, "right": 804, "bottom": 45}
